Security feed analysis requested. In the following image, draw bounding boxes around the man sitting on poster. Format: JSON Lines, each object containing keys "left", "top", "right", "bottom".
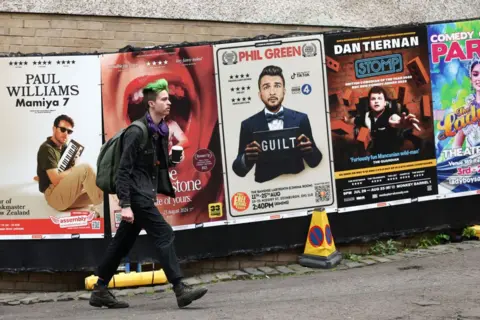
{"left": 232, "top": 65, "right": 322, "bottom": 183}
{"left": 343, "top": 86, "right": 421, "bottom": 154}
{"left": 36, "top": 114, "right": 103, "bottom": 214}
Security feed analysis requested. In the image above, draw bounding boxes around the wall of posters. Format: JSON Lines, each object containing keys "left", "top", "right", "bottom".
{"left": 428, "top": 19, "right": 480, "bottom": 195}
{"left": 4, "top": 16, "right": 480, "bottom": 242}
{"left": 213, "top": 35, "right": 336, "bottom": 220}
{"left": 325, "top": 26, "right": 438, "bottom": 208}
{"left": 100, "top": 45, "right": 227, "bottom": 233}
{"left": 0, "top": 55, "right": 104, "bottom": 239}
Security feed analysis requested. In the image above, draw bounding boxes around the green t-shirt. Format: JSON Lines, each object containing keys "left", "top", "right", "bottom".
{"left": 36, "top": 137, "right": 66, "bottom": 193}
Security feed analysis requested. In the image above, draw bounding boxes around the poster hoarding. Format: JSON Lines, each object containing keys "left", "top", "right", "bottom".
{"left": 0, "top": 55, "right": 104, "bottom": 239}
{"left": 325, "top": 26, "right": 438, "bottom": 208}
{"left": 100, "top": 45, "right": 227, "bottom": 233}
{"left": 428, "top": 19, "right": 480, "bottom": 195}
{"left": 213, "top": 35, "right": 336, "bottom": 219}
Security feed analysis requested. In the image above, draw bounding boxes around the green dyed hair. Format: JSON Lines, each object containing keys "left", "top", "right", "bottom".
{"left": 143, "top": 78, "right": 169, "bottom": 109}
{"left": 143, "top": 78, "right": 169, "bottom": 93}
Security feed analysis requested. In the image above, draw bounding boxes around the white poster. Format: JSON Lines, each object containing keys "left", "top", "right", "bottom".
{"left": 0, "top": 55, "right": 104, "bottom": 239}
{"left": 214, "top": 35, "right": 336, "bottom": 219}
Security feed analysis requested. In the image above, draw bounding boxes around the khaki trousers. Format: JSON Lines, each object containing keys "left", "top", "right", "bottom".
{"left": 44, "top": 163, "right": 103, "bottom": 212}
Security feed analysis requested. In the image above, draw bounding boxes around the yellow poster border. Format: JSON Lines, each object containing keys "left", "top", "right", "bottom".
{"left": 335, "top": 159, "right": 437, "bottom": 179}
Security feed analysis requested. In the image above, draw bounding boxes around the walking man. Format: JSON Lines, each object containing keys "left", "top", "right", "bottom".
{"left": 89, "top": 79, "right": 208, "bottom": 309}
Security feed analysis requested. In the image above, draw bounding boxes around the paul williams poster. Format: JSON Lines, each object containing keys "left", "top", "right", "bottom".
{"left": 0, "top": 55, "right": 104, "bottom": 239}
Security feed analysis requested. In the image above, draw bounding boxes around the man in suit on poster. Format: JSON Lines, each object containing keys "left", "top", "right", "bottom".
{"left": 232, "top": 65, "right": 322, "bottom": 183}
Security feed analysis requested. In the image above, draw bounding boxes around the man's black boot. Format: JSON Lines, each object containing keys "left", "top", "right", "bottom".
{"left": 89, "top": 283, "right": 129, "bottom": 308}
{"left": 173, "top": 281, "right": 208, "bottom": 308}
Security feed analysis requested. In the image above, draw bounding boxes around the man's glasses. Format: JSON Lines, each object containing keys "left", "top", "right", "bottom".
{"left": 57, "top": 126, "right": 73, "bottom": 134}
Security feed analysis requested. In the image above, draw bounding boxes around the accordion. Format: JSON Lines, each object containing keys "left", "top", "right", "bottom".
{"left": 58, "top": 139, "right": 84, "bottom": 172}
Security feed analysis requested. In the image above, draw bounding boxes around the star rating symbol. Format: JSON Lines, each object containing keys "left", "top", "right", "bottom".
{"left": 56, "top": 60, "right": 75, "bottom": 65}
{"left": 147, "top": 60, "right": 168, "bottom": 66}
{"left": 10, "top": 61, "right": 30, "bottom": 66}
{"left": 229, "top": 73, "right": 251, "bottom": 80}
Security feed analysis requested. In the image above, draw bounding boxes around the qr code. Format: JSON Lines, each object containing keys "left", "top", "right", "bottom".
{"left": 114, "top": 211, "right": 122, "bottom": 223}
{"left": 91, "top": 220, "right": 100, "bottom": 230}
{"left": 315, "top": 183, "right": 331, "bottom": 203}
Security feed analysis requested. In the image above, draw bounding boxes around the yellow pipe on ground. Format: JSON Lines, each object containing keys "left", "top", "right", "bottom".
{"left": 85, "top": 269, "right": 168, "bottom": 290}
{"left": 471, "top": 225, "right": 480, "bottom": 238}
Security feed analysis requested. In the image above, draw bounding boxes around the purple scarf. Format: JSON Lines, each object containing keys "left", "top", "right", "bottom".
{"left": 146, "top": 112, "right": 169, "bottom": 139}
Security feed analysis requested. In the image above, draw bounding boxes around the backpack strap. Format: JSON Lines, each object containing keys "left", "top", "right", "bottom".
{"left": 130, "top": 120, "right": 149, "bottom": 150}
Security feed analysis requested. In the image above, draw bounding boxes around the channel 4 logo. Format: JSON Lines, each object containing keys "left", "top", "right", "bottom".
{"left": 354, "top": 54, "right": 403, "bottom": 79}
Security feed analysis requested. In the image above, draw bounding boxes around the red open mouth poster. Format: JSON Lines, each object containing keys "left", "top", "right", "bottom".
{"left": 100, "top": 45, "right": 226, "bottom": 233}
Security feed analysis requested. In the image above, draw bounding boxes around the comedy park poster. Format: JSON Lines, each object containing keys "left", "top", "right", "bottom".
{"left": 428, "top": 19, "right": 480, "bottom": 195}
{"left": 325, "top": 26, "right": 438, "bottom": 208}
{"left": 213, "top": 35, "right": 335, "bottom": 219}
{"left": 100, "top": 45, "right": 226, "bottom": 233}
{"left": 0, "top": 55, "right": 104, "bottom": 239}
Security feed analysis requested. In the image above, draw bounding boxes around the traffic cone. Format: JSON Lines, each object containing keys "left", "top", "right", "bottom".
{"left": 298, "top": 207, "right": 342, "bottom": 269}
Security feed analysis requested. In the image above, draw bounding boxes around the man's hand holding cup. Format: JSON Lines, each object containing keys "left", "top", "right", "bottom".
{"left": 171, "top": 145, "right": 184, "bottom": 163}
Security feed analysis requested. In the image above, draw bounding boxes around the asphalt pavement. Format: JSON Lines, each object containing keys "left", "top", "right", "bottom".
{"left": 2, "top": 246, "right": 480, "bottom": 320}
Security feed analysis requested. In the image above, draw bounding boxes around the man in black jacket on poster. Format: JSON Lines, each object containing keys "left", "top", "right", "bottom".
{"left": 89, "top": 79, "right": 208, "bottom": 309}
{"left": 343, "top": 86, "right": 421, "bottom": 154}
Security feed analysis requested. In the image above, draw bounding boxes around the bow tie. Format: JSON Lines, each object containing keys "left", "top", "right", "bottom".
{"left": 265, "top": 110, "right": 284, "bottom": 122}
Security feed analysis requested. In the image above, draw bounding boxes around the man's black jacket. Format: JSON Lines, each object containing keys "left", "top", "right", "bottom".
{"left": 117, "top": 114, "right": 176, "bottom": 208}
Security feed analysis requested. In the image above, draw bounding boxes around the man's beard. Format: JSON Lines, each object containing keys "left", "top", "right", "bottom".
{"left": 264, "top": 98, "right": 283, "bottom": 112}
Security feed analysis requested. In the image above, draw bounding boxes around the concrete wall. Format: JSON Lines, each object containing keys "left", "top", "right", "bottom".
{"left": 0, "top": 12, "right": 333, "bottom": 54}
{"left": 1, "top": 0, "right": 480, "bottom": 28}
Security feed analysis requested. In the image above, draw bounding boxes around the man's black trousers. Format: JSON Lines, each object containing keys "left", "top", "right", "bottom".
{"left": 96, "top": 197, "right": 183, "bottom": 284}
